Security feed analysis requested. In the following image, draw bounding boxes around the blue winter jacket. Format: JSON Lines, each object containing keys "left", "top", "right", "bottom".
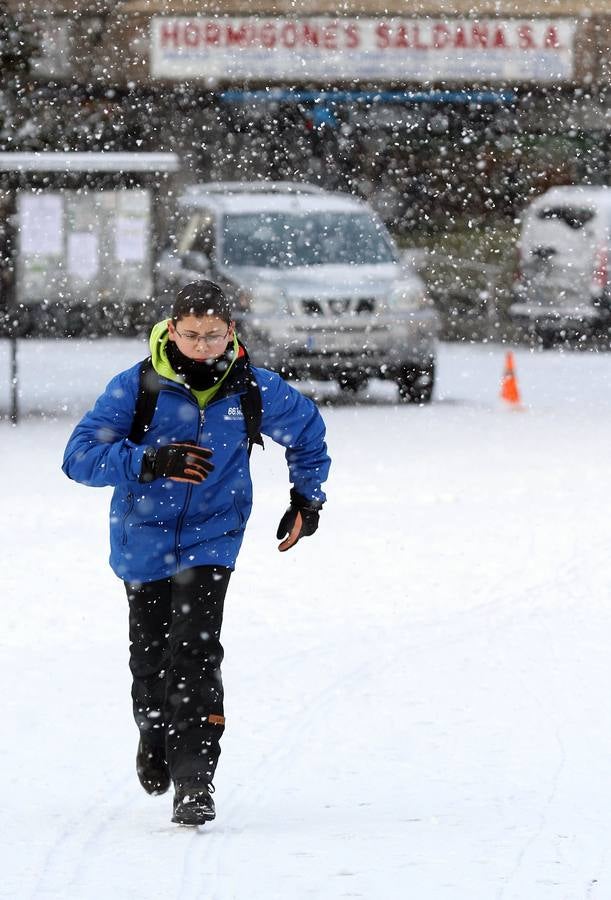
{"left": 62, "top": 346, "right": 330, "bottom": 584}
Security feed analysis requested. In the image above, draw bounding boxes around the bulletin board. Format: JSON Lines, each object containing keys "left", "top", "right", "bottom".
{"left": 16, "top": 188, "right": 152, "bottom": 306}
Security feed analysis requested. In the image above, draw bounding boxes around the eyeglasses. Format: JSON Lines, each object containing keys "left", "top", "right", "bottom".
{"left": 174, "top": 325, "right": 231, "bottom": 346}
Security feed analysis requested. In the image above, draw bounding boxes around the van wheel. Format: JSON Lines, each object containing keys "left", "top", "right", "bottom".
{"left": 397, "top": 363, "right": 435, "bottom": 404}
{"left": 338, "top": 373, "right": 368, "bottom": 394}
{"left": 539, "top": 331, "right": 555, "bottom": 350}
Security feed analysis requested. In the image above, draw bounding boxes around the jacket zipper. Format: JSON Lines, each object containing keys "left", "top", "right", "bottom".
{"left": 165, "top": 381, "right": 245, "bottom": 567}
{"left": 122, "top": 491, "right": 135, "bottom": 546}
{"left": 174, "top": 405, "right": 206, "bottom": 567}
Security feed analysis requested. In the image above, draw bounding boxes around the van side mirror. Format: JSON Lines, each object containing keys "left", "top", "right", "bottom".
{"left": 182, "top": 250, "right": 210, "bottom": 273}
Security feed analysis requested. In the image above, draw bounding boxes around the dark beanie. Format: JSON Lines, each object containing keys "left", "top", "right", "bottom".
{"left": 172, "top": 281, "right": 234, "bottom": 324}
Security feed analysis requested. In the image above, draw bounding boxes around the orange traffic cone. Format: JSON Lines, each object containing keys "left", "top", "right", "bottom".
{"left": 500, "top": 351, "right": 522, "bottom": 407}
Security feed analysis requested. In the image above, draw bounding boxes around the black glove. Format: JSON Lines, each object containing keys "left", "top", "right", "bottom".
{"left": 276, "top": 489, "right": 323, "bottom": 552}
{"left": 140, "top": 443, "right": 214, "bottom": 484}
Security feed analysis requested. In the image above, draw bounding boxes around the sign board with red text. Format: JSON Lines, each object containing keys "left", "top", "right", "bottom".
{"left": 150, "top": 17, "right": 576, "bottom": 83}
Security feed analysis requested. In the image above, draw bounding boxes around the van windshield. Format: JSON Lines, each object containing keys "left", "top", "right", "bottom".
{"left": 221, "top": 212, "right": 397, "bottom": 267}
{"left": 537, "top": 206, "right": 595, "bottom": 230}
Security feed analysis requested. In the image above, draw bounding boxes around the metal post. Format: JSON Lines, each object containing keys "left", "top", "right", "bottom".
{"left": 485, "top": 265, "right": 500, "bottom": 342}
{"left": 9, "top": 335, "right": 17, "bottom": 424}
{"left": 5, "top": 174, "right": 18, "bottom": 423}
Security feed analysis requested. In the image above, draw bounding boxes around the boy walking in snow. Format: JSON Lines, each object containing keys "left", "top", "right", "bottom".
{"left": 62, "top": 281, "right": 330, "bottom": 826}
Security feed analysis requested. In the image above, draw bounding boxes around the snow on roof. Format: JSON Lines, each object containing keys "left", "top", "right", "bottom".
{"left": 190, "top": 181, "right": 325, "bottom": 196}
{"left": 0, "top": 152, "right": 180, "bottom": 173}
{"left": 180, "top": 182, "right": 367, "bottom": 214}
{"left": 532, "top": 185, "right": 611, "bottom": 209}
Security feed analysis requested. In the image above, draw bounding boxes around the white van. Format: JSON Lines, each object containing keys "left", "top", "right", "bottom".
{"left": 510, "top": 185, "right": 611, "bottom": 345}
{"left": 158, "top": 181, "right": 439, "bottom": 402}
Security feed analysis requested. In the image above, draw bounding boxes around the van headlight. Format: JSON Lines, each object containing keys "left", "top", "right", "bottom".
{"left": 387, "top": 284, "right": 434, "bottom": 312}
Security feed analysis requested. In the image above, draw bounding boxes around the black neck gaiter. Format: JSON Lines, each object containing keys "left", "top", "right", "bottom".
{"left": 166, "top": 340, "right": 233, "bottom": 392}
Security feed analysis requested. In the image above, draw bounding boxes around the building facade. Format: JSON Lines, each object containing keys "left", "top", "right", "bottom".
{"left": 7, "top": 1, "right": 611, "bottom": 233}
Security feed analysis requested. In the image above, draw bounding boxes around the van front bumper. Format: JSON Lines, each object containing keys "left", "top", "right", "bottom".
{"left": 243, "top": 310, "right": 439, "bottom": 378}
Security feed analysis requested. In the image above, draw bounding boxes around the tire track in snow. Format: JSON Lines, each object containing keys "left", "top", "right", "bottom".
{"left": 184, "top": 629, "right": 420, "bottom": 900}
{"left": 177, "top": 561, "right": 576, "bottom": 900}
{"left": 174, "top": 641, "right": 345, "bottom": 899}
{"left": 29, "top": 772, "right": 133, "bottom": 899}
{"left": 400, "top": 539, "right": 606, "bottom": 662}
{"left": 475, "top": 547, "right": 603, "bottom": 900}
{"left": 31, "top": 548, "right": 598, "bottom": 900}
{"left": 172, "top": 636, "right": 333, "bottom": 900}
{"left": 62, "top": 784, "right": 138, "bottom": 897}
{"left": 495, "top": 721, "right": 567, "bottom": 900}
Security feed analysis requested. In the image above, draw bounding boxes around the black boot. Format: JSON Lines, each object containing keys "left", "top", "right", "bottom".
{"left": 172, "top": 780, "right": 216, "bottom": 826}
{"left": 136, "top": 738, "right": 170, "bottom": 796}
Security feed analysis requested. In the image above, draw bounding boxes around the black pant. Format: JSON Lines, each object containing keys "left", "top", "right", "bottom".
{"left": 125, "top": 565, "right": 231, "bottom": 783}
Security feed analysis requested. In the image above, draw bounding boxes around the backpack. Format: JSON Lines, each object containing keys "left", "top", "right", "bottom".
{"left": 127, "top": 357, "right": 264, "bottom": 456}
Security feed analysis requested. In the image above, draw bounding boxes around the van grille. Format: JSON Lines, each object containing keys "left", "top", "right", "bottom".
{"left": 300, "top": 297, "right": 376, "bottom": 316}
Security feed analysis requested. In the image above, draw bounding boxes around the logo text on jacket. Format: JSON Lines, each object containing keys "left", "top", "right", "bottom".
{"left": 223, "top": 406, "right": 245, "bottom": 421}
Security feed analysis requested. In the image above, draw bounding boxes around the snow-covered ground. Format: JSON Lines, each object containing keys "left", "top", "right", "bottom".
{"left": 2, "top": 337, "right": 611, "bottom": 899}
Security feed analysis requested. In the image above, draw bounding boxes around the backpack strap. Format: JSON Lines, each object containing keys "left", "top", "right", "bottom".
{"left": 128, "top": 358, "right": 162, "bottom": 445}
{"left": 240, "top": 366, "right": 264, "bottom": 457}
